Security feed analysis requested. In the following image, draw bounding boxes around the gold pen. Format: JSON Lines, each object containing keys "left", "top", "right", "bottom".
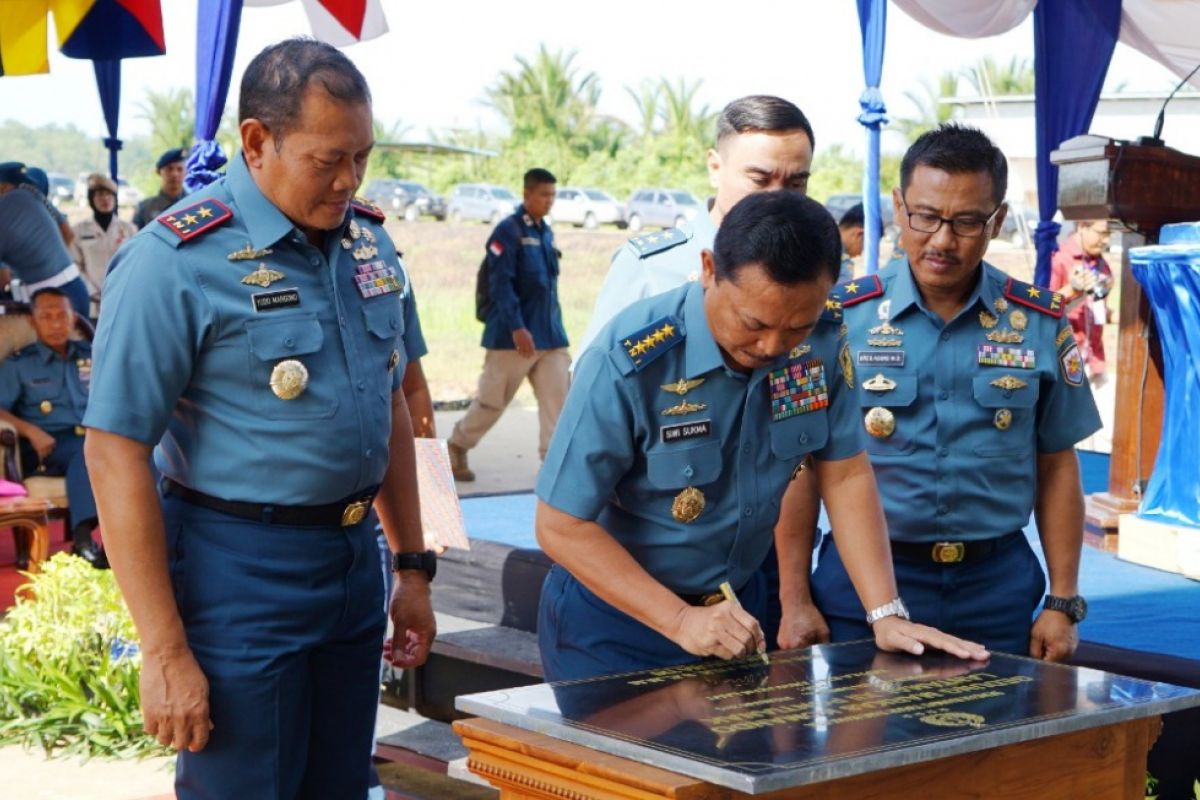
{"left": 718, "top": 581, "right": 769, "bottom": 664}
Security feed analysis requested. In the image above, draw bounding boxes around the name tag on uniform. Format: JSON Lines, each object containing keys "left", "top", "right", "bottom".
{"left": 354, "top": 260, "right": 404, "bottom": 299}
{"left": 858, "top": 351, "right": 905, "bottom": 367}
{"left": 29, "top": 377, "right": 51, "bottom": 386}
{"left": 520, "top": 236, "right": 541, "bottom": 246}
{"left": 251, "top": 288, "right": 301, "bottom": 312}
{"left": 661, "top": 419, "right": 711, "bottom": 444}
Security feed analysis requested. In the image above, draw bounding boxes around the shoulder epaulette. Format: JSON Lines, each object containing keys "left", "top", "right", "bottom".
{"left": 821, "top": 297, "right": 843, "bottom": 323}
{"left": 157, "top": 199, "right": 232, "bottom": 242}
{"left": 831, "top": 274, "right": 884, "bottom": 307}
{"left": 626, "top": 227, "right": 690, "bottom": 260}
{"left": 351, "top": 198, "right": 386, "bottom": 222}
{"left": 617, "top": 315, "right": 684, "bottom": 372}
{"left": 1004, "top": 276, "right": 1064, "bottom": 319}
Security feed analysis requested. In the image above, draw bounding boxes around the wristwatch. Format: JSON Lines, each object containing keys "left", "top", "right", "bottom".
{"left": 1043, "top": 594, "right": 1088, "bottom": 623}
{"left": 865, "top": 597, "right": 911, "bottom": 625}
{"left": 391, "top": 550, "right": 437, "bottom": 581}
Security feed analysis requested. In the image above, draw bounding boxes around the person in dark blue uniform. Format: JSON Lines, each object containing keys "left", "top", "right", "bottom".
{"left": 804, "top": 124, "right": 1101, "bottom": 660}
{"left": 82, "top": 40, "right": 435, "bottom": 799}
{"left": 536, "top": 191, "right": 987, "bottom": 682}
{"left": 0, "top": 288, "right": 104, "bottom": 568}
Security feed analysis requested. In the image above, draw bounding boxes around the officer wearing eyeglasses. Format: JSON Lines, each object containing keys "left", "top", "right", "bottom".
{"left": 799, "top": 124, "right": 1100, "bottom": 662}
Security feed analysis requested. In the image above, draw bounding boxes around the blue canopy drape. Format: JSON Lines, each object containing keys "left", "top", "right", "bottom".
{"left": 187, "top": 0, "right": 244, "bottom": 192}
{"left": 856, "top": 0, "right": 888, "bottom": 274}
{"left": 1032, "top": 0, "right": 1121, "bottom": 286}
{"left": 92, "top": 59, "right": 122, "bottom": 181}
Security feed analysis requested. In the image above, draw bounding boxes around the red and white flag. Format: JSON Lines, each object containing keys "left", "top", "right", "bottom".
{"left": 246, "top": 0, "right": 388, "bottom": 45}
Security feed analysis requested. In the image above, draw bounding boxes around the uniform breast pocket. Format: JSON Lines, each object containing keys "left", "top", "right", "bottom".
{"left": 646, "top": 440, "right": 723, "bottom": 491}
{"left": 245, "top": 314, "right": 338, "bottom": 420}
{"left": 766, "top": 412, "right": 829, "bottom": 501}
{"left": 362, "top": 298, "right": 405, "bottom": 398}
{"left": 971, "top": 376, "right": 1039, "bottom": 457}
{"left": 23, "top": 376, "right": 63, "bottom": 404}
{"left": 859, "top": 373, "right": 919, "bottom": 456}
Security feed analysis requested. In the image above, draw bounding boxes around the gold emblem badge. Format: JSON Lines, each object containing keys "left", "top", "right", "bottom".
{"left": 979, "top": 311, "right": 998, "bottom": 329}
{"left": 994, "top": 408, "right": 1012, "bottom": 430}
{"left": 839, "top": 341, "right": 855, "bottom": 389}
{"left": 866, "top": 337, "right": 903, "bottom": 348}
{"left": 986, "top": 329, "right": 1024, "bottom": 344}
{"left": 269, "top": 359, "right": 309, "bottom": 400}
{"left": 868, "top": 320, "right": 904, "bottom": 336}
{"left": 352, "top": 244, "right": 379, "bottom": 261}
{"left": 341, "top": 499, "right": 371, "bottom": 526}
{"left": 341, "top": 237, "right": 353, "bottom": 250}
{"left": 990, "top": 375, "right": 1027, "bottom": 391}
{"left": 864, "top": 406, "right": 895, "bottom": 438}
{"left": 661, "top": 377, "right": 704, "bottom": 396}
{"left": 388, "top": 350, "right": 400, "bottom": 371}
{"left": 671, "top": 487, "right": 706, "bottom": 523}
{"left": 1009, "top": 309, "right": 1028, "bottom": 331}
{"left": 227, "top": 244, "right": 274, "bottom": 261}
{"left": 662, "top": 400, "right": 707, "bottom": 416}
{"left": 994, "top": 297, "right": 1009, "bottom": 313}
{"left": 39, "top": 400, "right": 52, "bottom": 415}
{"left": 863, "top": 372, "right": 897, "bottom": 393}
{"left": 789, "top": 344, "right": 812, "bottom": 360}
{"left": 240, "top": 264, "right": 286, "bottom": 288}
{"left": 361, "top": 226, "right": 376, "bottom": 244}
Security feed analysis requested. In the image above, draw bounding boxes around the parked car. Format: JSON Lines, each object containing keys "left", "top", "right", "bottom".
{"left": 624, "top": 188, "right": 702, "bottom": 232}
{"left": 361, "top": 178, "right": 447, "bottom": 221}
{"left": 550, "top": 186, "right": 626, "bottom": 229}
{"left": 824, "top": 193, "right": 899, "bottom": 242}
{"left": 447, "top": 183, "right": 520, "bottom": 224}
{"left": 46, "top": 173, "right": 73, "bottom": 207}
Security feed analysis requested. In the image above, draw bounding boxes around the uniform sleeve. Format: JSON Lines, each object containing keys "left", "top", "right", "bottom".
{"left": 400, "top": 271, "right": 428, "bottom": 363}
{"left": 1035, "top": 322, "right": 1102, "bottom": 452}
{"left": 82, "top": 237, "right": 213, "bottom": 445}
{"left": 487, "top": 221, "right": 526, "bottom": 333}
{"left": 814, "top": 331, "right": 867, "bottom": 462}
{"left": 536, "top": 345, "right": 637, "bottom": 521}
{"left": 1048, "top": 250, "right": 1070, "bottom": 292}
{"left": 131, "top": 202, "right": 149, "bottom": 230}
{"left": 0, "top": 361, "right": 21, "bottom": 411}
{"left": 575, "top": 245, "right": 647, "bottom": 358}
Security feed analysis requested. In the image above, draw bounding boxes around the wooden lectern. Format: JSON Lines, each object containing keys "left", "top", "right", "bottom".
{"left": 1051, "top": 135, "right": 1200, "bottom": 548}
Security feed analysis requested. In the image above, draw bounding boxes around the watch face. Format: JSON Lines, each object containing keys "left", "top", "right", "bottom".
{"left": 1070, "top": 595, "right": 1088, "bottom": 622}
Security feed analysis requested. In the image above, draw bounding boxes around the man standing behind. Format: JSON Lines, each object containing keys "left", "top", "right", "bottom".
{"left": 1049, "top": 219, "right": 1113, "bottom": 386}
{"left": 837, "top": 203, "right": 865, "bottom": 282}
{"left": 448, "top": 168, "right": 568, "bottom": 482}
{"left": 131, "top": 148, "right": 187, "bottom": 229}
{"left": 574, "top": 95, "right": 815, "bottom": 357}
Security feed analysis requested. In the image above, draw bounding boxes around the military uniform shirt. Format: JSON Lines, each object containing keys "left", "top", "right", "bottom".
{"left": 132, "top": 189, "right": 186, "bottom": 230}
{"left": 83, "top": 154, "right": 407, "bottom": 505}
{"left": 538, "top": 281, "right": 863, "bottom": 595}
{"left": 481, "top": 206, "right": 568, "bottom": 351}
{"left": 397, "top": 261, "right": 428, "bottom": 362}
{"left": 0, "top": 189, "right": 74, "bottom": 284}
{"left": 840, "top": 261, "right": 1101, "bottom": 542}
{"left": 0, "top": 340, "right": 91, "bottom": 433}
{"left": 575, "top": 212, "right": 718, "bottom": 357}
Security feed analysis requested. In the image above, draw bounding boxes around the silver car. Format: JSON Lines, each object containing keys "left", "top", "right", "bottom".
{"left": 624, "top": 188, "right": 702, "bottom": 232}
{"left": 551, "top": 187, "right": 626, "bottom": 229}
{"left": 447, "top": 183, "right": 520, "bottom": 224}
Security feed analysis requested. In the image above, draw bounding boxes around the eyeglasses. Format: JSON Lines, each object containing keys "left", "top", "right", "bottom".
{"left": 901, "top": 197, "right": 1004, "bottom": 238}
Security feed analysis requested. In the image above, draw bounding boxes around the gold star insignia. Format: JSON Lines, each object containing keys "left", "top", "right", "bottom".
{"left": 1026, "top": 286, "right": 1041, "bottom": 298}
{"left": 660, "top": 323, "right": 675, "bottom": 338}
{"left": 198, "top": 206, "right": 214, "bottom": 218}
{"left": 845, "top": 281, "right": 860, "bottom": 294}
{"left": 182, "top": 214, "right": 199, "bottom": 225}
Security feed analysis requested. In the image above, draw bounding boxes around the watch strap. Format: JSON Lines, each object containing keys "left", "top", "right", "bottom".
{"left": 391, "top": 550, "right": 437, "bottom": 581}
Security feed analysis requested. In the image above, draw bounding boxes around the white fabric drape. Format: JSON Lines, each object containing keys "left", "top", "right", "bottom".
{"left": 889, "top": 0, "right": 1037, "bottom": 38}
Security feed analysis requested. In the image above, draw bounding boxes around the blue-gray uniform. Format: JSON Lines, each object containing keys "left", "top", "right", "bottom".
{"left": 575, "top": 213, "right": 718, "bottom": 357}
{"left": 0, "top": 189, "right": 90, "bottom": 316}
{"left": 83, "top": 154, "right": 408, "bottom": 799}
{"left": 537, "top": 280, "right": 863, "bottom": 681}
{"left": 811, "top": 262, "right": 1102, "bottom": 654}
{"left": 0, "top": 340, "right": 97, "bottom": 528}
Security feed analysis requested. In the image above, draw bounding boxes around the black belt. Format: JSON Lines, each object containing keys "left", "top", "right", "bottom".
{"left": 890, "top": 531, "right": 1022, "bottom": 564}
{"left": 163, "top": 479, "right": 377, "bottom": 527}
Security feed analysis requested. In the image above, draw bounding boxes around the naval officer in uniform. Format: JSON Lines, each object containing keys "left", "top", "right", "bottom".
{"left": 536, "top": 191, "right": 987, "bottom": 681}
{"left": 575, "top": 95, "right": 817, "bottom": 357}
{"left": 805, "top": 124, "right": 1101, "bottom": 660}
{"left": 83, "top": 39, "right": 435, "bottom": 799}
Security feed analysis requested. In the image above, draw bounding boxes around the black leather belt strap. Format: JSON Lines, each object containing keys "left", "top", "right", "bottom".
{"left": 163, "top": 479, "right": 377, "bottom": 527}
{"left": 890, "top": 531, "right": 1023, "bottom": 564}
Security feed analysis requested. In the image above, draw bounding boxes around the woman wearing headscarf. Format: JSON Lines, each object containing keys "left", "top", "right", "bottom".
{"left": 70, "top": 173, "right": 135, "bottom": 318}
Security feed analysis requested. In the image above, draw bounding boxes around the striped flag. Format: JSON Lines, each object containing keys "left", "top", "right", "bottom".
{"left": 246, "top": 0, "right": 388, "bottom": 45}
{"left": 0, "top": 0, "right": 164, "bottom": 77}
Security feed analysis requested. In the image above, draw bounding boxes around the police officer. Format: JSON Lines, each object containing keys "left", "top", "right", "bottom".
{"left": 447, "top": 168, "right": 569, "bottom": 481}
{"left": 575, "top": 95, "right": 816, "bottom": 357}
{"left": 806, "top": 124, "right": 1101, "bottom": 661}
{"left": 536, "top": 191, "right": 987, "bottom": 682}
{"left": 131, "top": 147, "right": 187, "bottom": 229}
{"left": 83, "top": 39, "right": 435, "bottom": 799}
{"left": 0, "top": 163, "right": 91, "bottom": 316}
{"left": 0, "top": 288, "right": 104, "bottom": 568}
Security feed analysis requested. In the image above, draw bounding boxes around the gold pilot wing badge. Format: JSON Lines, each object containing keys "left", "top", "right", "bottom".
{"left": 227, "top": 243, "right": 274, "bottom": 261}
{"left": 661, "top": 377, "right": 704, "bottom": 396}
{"left": 241, "top": 263, "right": 286, "bottom": 289}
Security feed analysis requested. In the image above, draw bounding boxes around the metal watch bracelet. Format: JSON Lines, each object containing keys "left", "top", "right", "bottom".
{"left": 865, "top": 597, "right": 911, "bottom": 625}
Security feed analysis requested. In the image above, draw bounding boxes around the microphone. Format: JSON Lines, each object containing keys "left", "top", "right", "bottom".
{"left": 1139, "top": 60, "right": 1200, "bottom": 147}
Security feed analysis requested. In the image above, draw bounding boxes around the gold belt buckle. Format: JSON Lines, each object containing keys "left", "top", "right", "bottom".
{"left": 74, "top": 425, "right": 86, "bottom": 437}
{"left": 700, "top": 591, "right": 725, "bottom": 607}
{"left": 931, "top": 542, "right": 966, "bottom": 563}
{"left": 340, "top": 499, "right": 370, "bottom": 527}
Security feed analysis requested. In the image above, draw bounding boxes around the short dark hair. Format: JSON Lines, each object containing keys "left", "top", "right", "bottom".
{"left": 523, "top": 168, "right": 556, "bottom": 189}
{"left": 239, "top": 38, "right": 371, "bottom": 142}
{"left": 30, "top": 287, "right": 70, "bottom": 307}
{"left": 715, "top": 95, "right": 814, "bottom": 150}
{"left": 900, "top": 123, "right": 1007, "bottom": 205}
{"left": 839, "top": 203, "right": 865, "bottom": 229}
{"left": 713, "top": 191, "right": 841, "bottom": 285}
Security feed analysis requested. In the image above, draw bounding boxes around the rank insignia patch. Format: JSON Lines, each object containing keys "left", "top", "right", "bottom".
{"left": 829, "top": 274, "right": 883, "bottom": 307}
{"left": 158, "top": 199, "right": 232, "bottom": 241}
{"left": 1060, "top": 343, "right": 1085, "bottom": 386}
{"left": 1004, "top": 277, "right": 1064, "bottom": 318}
{"left": 350, "top": 198, "right": 386, "bottom": 222}
{"left": 628, "top": 227, "right": 689, "bottom": 259}
{"left": 977, "top": 344, "right": 1036, "bottom": 369}
{"left": 768, "top": 359, "right": 829, "bottom": 421}
{"left": 621, "top": 316, "right": 684, "bottom": 371}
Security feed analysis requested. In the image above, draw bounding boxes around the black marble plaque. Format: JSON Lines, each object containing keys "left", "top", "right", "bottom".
{"left": 457, "top": 640, "right": 1200, "bottom": 794}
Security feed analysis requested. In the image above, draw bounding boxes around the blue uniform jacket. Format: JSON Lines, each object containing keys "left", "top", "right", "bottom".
{"left": 482, "top": 206, "right": 568, "bottom": 350}
{"left": 0, "top": 340, "right": 91, "bottom": 433}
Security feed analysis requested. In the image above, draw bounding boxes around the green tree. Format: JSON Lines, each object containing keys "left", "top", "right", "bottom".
{"left": 625, "top": 80, "right": 661, "bottom": 138}
{"left": 137, "top": 86, "right": 194, "bottom": 157}
{"left": 892, "top": 70, "right": 959, "bottom": 143}
{"left": 485, "top": 45, "right": 601, "bottom": 155}
{"left": 963, "top": 55, "right": 1035, "bottom": 96}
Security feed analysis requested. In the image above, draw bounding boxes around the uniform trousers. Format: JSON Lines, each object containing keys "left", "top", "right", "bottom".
{"left": 19, "top": 432, "right": 97, "bottom": 529}
{"left": 162, "top": 494, "right": 385, "bottom": 800}
{"left": 810, "top": 531, "right": 1047, "bottom": 656}
{"left": 537, "top": 563, "right": 768, "bottom": 682}
{"left": 449, "top": 347, "right": 570, "bottom": 458}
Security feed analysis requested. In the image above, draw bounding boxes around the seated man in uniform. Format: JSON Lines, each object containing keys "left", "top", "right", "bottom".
{"left": 0, "top": 287, "right": 104, "bottom": 568}
{"left": 535, "top": 191, "right": 987, "bottom": 681}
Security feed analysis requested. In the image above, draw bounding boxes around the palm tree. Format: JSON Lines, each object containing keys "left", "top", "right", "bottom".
{"left": 892, "top": 70, "right": 959, "bottom": 143}
{"left": 137, "top": 87, "right": 194, "bottom": 156}
{"left": 484, "top": 45, "right": 601, "bottom": 151}
{"left": 625, "top": 80, "right": 662, "bottom": 138}
{"left": 963, "top": 56, "right": 1036, "bottom": 97}
{"left": 658, "top": 77, "right": 713, "bottom": 146}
